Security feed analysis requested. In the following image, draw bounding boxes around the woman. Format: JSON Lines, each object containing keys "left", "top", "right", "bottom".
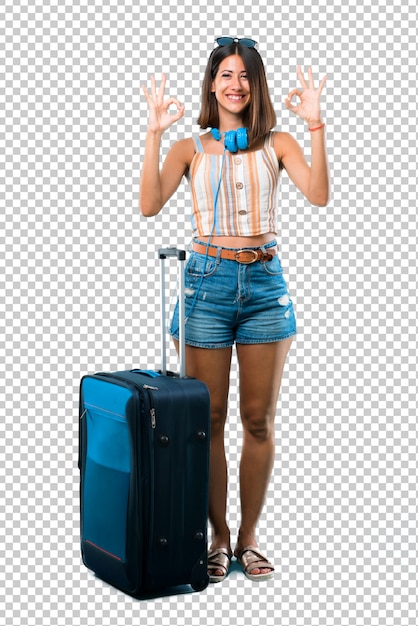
{"left": 140, "top": 37, "right": 329, "bottom": 582}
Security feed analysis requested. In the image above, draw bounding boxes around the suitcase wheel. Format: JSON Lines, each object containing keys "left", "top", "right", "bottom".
{"left": 191, "top": 574, "right": 210, "bottom": 592}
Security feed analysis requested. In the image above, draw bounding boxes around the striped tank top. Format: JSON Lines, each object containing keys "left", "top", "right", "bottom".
{"left": 188, "top": 131, "right": 281, "bottom": 237}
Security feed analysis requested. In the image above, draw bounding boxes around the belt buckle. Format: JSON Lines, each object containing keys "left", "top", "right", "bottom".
{"left": 235, "top": 249, "right": 259, "bottom": 264}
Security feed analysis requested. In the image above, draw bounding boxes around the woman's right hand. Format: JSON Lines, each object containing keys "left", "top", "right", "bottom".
{"left": 141, "top": 74, "right": 185, "bottom": 133}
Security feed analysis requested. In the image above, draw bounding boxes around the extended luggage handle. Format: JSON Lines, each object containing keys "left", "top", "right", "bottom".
{"left": 158, "top": 248, "right": 186, "bottom": 378}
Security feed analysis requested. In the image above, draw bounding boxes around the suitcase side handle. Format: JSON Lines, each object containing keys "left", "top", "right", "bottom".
{"left": 130, "top": 368, "right": 179, "bottom": 379}
{"left": 130, "top": 369, "right": 162, "bottom": 378}
{"left": 158, "top": 247, "right": 186, "bottom": 378}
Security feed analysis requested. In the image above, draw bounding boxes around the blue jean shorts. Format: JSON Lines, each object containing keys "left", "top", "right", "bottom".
{"left": 170, "top": 240, "right": 297, "bottom": 349}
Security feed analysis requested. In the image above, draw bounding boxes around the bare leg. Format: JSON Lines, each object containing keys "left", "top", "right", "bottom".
{"left": 173, "top": 341, "right": 233, "bottom": 576}
{"left": 235, "top": 337, "right": 293, "bottom": 575}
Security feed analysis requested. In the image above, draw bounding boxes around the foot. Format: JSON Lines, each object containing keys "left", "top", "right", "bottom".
{"left": 208, "top": 547, "right": 232, "bottom": 583}
{"left": 208, "top": 529, "right": 231, "bottom": 580}
{"left": 234, "top": 545, "right": 275, "bottom": 580}
{"left": 234, "top": 534, "right": 274, "bottom": 578}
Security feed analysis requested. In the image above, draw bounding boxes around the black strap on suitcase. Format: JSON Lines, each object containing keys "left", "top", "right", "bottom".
{"left": 79, "top": 248, "right": 210, "bottom": 595}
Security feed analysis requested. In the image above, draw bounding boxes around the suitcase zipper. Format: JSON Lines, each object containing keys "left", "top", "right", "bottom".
{"left": 150, "top": 408, "right": 156, "bottom": 429}
{"left": 143, "top": 385, "right": 158, "bottom": 428}
{"left": 83, "top": 402, "right": 126, "bottom": 421}
{"left": 140, "top": 385, "right": 157, "bottom": 429}
{"left": 93, "top": 373, "right": 158, "bottom": 430}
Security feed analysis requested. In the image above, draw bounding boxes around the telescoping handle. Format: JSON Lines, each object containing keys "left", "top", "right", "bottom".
{"left": 158, "top": 248, "right": 186, "bottom": 378}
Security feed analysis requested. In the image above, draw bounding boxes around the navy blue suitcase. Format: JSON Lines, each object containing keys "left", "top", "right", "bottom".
{"left": 79, "top": 249, "right": 211, "bottom": 595}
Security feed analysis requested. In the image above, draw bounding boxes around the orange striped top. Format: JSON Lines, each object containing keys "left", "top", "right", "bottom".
{"left": 188, "top": 132, "right": 281, "bottom": 237}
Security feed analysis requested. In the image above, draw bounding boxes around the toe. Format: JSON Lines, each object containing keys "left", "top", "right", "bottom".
{"left": 249, "top": 567, "right": 273, "bottom": 576}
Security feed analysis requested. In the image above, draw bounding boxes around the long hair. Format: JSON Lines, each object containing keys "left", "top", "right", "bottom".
{"left": 197, "top": 43, "right": 277, "bottom": 147}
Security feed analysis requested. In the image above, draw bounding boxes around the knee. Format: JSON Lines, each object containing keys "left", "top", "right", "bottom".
{"left": 241, "top": 408, "right": 274, "bottom": 442}
{"left": 210, "top": 405, "right": 227, "bottom": 438}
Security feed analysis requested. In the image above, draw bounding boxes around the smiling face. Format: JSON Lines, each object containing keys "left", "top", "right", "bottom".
{"left": 211, "top": 54, "right": 250, "bottom": 122}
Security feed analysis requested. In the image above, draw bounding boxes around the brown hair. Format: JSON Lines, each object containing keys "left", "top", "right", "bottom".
{"left": 197, "top": 43, "right": 277, "bottom": 147}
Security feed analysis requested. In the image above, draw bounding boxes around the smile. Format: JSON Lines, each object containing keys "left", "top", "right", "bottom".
{"left": 226, "top": 95, "right": 246, "bottom": 101}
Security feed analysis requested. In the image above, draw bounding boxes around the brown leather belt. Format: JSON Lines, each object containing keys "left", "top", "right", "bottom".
{"left": 192, "top": 241, "right": 277, "bottom": 264}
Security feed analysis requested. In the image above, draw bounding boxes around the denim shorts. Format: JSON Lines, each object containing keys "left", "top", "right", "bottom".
{"left": 170, "top": 240, "right": 297, "bottom": 349}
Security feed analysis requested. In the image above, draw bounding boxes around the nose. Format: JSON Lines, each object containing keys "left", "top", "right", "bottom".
{"left": 231, "top": 75, "right": 243, "bottom": 90}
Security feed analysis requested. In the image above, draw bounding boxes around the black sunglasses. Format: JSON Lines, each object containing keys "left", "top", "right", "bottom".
{"left": 215, "top": 37, "right": 259, "bottom": 50}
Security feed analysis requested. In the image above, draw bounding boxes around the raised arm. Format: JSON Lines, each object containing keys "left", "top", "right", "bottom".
{"left": 279, "top": 66, "right": 329, "bottom": 207}
{"left": 139, "top": 74, "right": 189, "bottom": 216}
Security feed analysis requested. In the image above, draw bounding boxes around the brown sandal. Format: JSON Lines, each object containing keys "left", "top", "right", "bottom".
{"left": 234, "top": 546, "right": 275, "bottom": 581}
{"left": 207, "top": 548, "right": 232, "bottom": 583}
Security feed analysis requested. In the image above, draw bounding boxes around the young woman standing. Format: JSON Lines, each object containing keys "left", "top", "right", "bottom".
{"left": 141, "top": 37, "right": 329, "bottom": 582}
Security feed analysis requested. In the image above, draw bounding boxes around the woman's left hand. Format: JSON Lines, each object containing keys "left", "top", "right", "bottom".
{"left": 285, "top": 66, "right": 327, "bottom": 126}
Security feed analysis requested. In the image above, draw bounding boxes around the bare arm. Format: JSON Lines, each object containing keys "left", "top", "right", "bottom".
{"left": 139, "top": 75, "right": 188, "bottom": 216}
{"left": 278, "top": 129, "right": 329, "bottom": 207}
{"left": 279, "top": 67, "right": 330, "bottom": 207}
{"left": 140, "top": 133, "right": 192, "bottom": 216}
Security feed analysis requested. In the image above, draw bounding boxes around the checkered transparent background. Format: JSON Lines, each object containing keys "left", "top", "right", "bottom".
{"left": 1, "top": 0, "right": 417, "bottom": 624}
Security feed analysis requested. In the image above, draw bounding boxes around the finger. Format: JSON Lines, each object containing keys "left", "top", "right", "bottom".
{"left": 317, "top": 74, "right": 327, "bottom": 94}
{"left": 285, "top": 97, "right": 298, "bottom": 113}
{"left": 287, "top": 88, "right": 303, "bottom": 103}
{"left": 141, "top": 84, "right": 150, "bottom": 100}
{"left": 157, "top": 73, "right": 166, "bottom": 101}
{"left": 297, "top": 65, "right": 308, "bottom": 90}
{"left": 150, "top": 74, "right": 157, "bottom": 99}
{"left": 164, "top": 96, "right": 183, "bottom": 109}
{"left": 173, "top": 104, "right": 185, "bottom": 122}
{"left": 165, "top": 98, "right": 185, "bottom": 120}
{"left": 308, "top": 66, "right": 315, "bottom": 90}
{"left": 164, "top": 101, "right": 185, "bottom": 125}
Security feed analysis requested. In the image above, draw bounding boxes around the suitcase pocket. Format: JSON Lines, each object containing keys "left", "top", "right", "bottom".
{"left": 82, "top": 404, "right": 131, "bottom": 561}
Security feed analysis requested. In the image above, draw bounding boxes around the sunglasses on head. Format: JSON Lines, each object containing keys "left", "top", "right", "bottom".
{"left": 215, "top": 37, "right": 259, "bottom": 50}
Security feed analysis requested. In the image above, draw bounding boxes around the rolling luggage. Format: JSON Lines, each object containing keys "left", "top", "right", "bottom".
{"left": 79, "top": 248, "right": 211, "bottom": 595}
